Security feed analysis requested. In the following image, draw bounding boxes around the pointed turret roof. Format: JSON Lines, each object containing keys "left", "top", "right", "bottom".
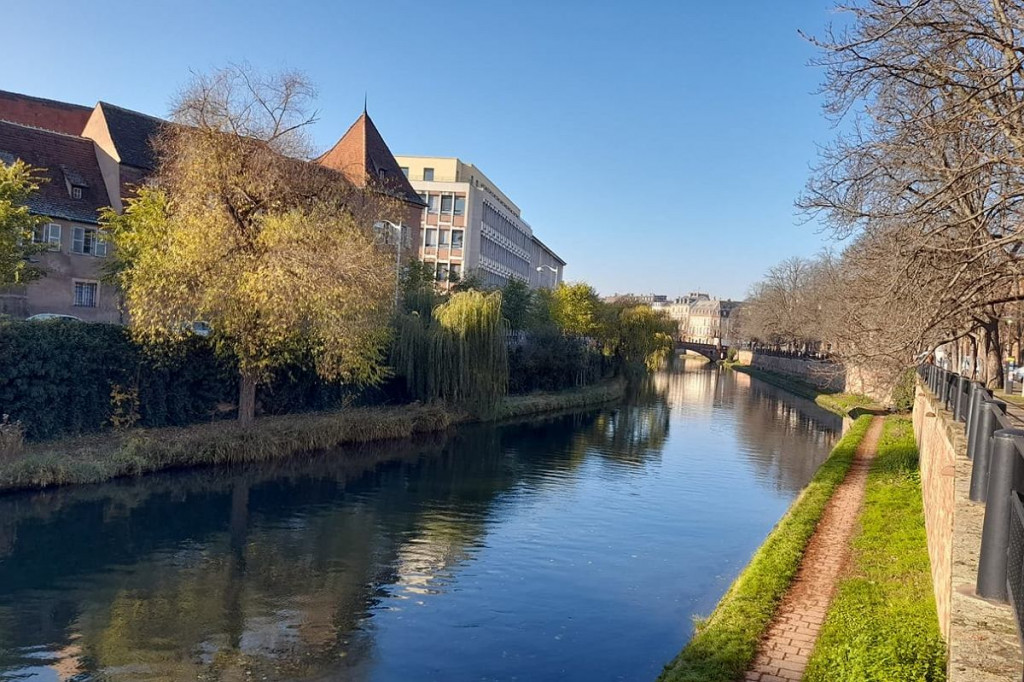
{"left": 318, "top": 111, "right": 425, "bottom": 207}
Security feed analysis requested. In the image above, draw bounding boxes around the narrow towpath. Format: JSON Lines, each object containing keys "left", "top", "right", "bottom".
{"left": 744, "top": 416, "right": 884, "bottom": 682}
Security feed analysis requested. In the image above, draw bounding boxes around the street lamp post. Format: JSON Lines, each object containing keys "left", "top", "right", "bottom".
{"left": 536, "top": 264, "right": 558, "bottom": 288}
{"left": 375, "top": 220, "right": 404, "bottom": 310}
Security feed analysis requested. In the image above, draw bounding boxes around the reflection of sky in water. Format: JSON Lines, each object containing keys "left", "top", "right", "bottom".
{"left": 0, "top": 368, "right": 839, "bottom": 682}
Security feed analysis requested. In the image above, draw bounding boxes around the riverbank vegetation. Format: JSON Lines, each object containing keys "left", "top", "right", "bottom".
{"left": 805, "top": 417, "right": 946, "bottom": 681}
{"left": 734, "top": 2, "right": 1024, "bottom": 394}
{"left": 0, "top": 380, "right": 625, "bottom": 493}
{"left": 730, "top": 365, "right": 881, "bottom": 417}
{"left": 658, "top": 415, "right": 874, "bottom": 682}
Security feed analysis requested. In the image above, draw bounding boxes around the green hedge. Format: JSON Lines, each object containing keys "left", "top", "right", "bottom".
{"left": 0, "top": 320, "right": 234, "bottom": 440}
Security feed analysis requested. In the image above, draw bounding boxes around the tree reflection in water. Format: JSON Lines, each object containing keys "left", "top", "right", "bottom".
{"left": 0, "top": 367, "right": 836, "bottom": 682}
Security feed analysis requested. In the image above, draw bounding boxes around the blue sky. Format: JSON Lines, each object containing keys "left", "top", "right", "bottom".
{"left": 5, "top": 0, "right": 841, "bottom": 299}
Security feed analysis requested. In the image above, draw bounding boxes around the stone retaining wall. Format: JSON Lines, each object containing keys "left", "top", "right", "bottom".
{"left": 912, "top": 384, "right": 956, "bottom": 639}
{"left": 912, "top": 382, "right": 1021, "bottom": 681}
{"left": 748, "top": 354, "right": 845, "bottom": 391}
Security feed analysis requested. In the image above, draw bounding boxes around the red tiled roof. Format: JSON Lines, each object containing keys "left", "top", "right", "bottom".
{"left": 0, "top": 120, "right": 111, "bottom": 224}
{"left": 318, "top": 112, "right": 426, "bottom": 207}
{"left": 0, "top": 90, "right": 92, "bottom": 136}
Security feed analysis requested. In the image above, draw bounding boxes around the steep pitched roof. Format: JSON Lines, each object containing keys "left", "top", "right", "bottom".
{"left": 0, "top": 90, "right": 93, "bottom": 136}
{"left": 0, "top": 120, "right": 111, "bottom": 224}
{"left": 97, "top": 101, "right": 163, "bottom": 170}
{"left": 318, "top": 112, "right": 425, "bottom": 207}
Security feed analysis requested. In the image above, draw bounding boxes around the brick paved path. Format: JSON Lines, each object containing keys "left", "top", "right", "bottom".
{"left": 744, "top": 416, "right": 884, "bottom": 682}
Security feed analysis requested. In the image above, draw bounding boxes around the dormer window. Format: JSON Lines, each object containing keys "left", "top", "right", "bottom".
{"left": 71, "top": 186, "right": 83, "bottom": 200}
{"left": 378, "top": 168, "right": 386, "bottom": 179}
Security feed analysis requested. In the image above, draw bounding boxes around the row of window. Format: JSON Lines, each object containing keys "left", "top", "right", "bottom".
{"left": 481, "top": 202, "right": 530, "bottom": 250}
{"left": 418, "top": 192, "right": 466, "bottom": 216}
{"left": 480, "top": 234, "right": 530, "bottom": 275}
{"left": 32, "top": 223, "right": 108, "bottom": 256}
{"left": 433, "top": 262, "right": 463, "bottom": 282}
{"left": 401, "top": 167, "right": 434, "bottom": 181}
{"left": 424, "top": 228, "right": 464, "bottom": 249}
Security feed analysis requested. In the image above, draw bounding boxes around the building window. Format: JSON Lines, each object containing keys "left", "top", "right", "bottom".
{"left": 72, "top": 226, "right": 107, "bottom": 256}
{"left": 440, "top": 195, "right": 453, "bottom": 213}
{"left": 435, "top": 263, "right": 449, "bottom": 282}
{"left": 401, "top": 167, "right": 409, "bottom": 178}
{"left": 425, "top": 229, "right": 438, "bottom": 247}
{"left": 71, "top": 186, "right": 83, "bottom": 200}
{"left": 450, "top": 263, "right": 462, "bottom": 280}
{"left": 454, "top": 196, "right": 465, "bottom": 216}
{"left": 423, "top": 167, "right": 434, "bottom": 181}
{"left": 439, "top": 230, "right": 449, "bottom": 246}
{"left": 451, "top": 230, "right": 464, "bottom": 249}
{"left": 33, "top": 223, "right": 61, "bottom": 250}
{"left": 427, "top": 194, "right": 439, "bottom": 213}
{"left": 378, "top": 168, "right": 386, "bottom": 179}
{"left": 73, "top": 281, "right": 98, "bottom": 308}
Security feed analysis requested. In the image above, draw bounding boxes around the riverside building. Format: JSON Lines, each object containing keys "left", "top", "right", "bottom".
{"left": 393, "top": 156, "right": 564, "bottom": 290}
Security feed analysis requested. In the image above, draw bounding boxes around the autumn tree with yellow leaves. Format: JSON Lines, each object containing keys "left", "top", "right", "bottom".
{"left": 104, "top": 65, "right": 398, "bottom": 425}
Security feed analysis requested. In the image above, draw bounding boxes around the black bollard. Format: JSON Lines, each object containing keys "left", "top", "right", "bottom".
{"left": 940, "top": 369, "right": 950, "bottom": 405}
{"left": 955, "top": 375, "right": 969, "bottom": 422}
{"left": 977, "top": 428, "right": 1024, "bottom": 601}
{"left": 966, "top": 384, "right": 986, "bottom": 459}
{"left": 969, "top": 399, "right": 1008, "bottom": 502}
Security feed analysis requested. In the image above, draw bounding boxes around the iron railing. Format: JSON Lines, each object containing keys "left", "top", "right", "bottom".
{"left": 919, "top": 363, "right": 1024, "bottom": 649}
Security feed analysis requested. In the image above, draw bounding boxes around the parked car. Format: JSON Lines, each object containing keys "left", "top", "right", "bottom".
{"left": 25, "top": 313, "right": 83, "bottom": 322}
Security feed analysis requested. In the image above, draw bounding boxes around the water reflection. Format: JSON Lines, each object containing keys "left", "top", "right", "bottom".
{"left": 0, "top": 368, "right": 837, "bottom": 682}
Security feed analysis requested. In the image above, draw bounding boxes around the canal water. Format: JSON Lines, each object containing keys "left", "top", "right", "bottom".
{"left": 0, "top": 365, "right": 841, "bottom": 682}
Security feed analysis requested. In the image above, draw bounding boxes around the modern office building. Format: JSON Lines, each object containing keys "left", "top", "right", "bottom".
{"left": 393, "top": 156, "right": 564, "bottom": 290}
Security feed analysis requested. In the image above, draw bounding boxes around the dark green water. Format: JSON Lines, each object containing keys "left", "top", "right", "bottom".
{"left": 0, "top": 366, "right": 841, "bottom": 681}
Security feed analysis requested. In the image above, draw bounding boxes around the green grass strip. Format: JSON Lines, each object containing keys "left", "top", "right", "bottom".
{"left": 730, "top": 365, "right": 881, "bottom": 417}
{"left": 0, "top": 381, "right": 624, "bottom": 494}
{"left": 659, "top": 414, "right": 875, "bottom": 682}
{"left": 804, "top": 417, "right": 946, "bottom": 681}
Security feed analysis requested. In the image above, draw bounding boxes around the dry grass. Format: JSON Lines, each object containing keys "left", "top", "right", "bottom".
{"left": 0, "top": 381, "right": 625, "bottom": 494}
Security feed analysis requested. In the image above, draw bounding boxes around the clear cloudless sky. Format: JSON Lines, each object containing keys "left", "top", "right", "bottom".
{"left": 4, "top": 0, "right": 844, "bottom": 300}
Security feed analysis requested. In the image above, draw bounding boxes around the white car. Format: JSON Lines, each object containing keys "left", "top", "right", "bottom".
{"left": 25, "top": 313, "right": 83, "bottom": 322}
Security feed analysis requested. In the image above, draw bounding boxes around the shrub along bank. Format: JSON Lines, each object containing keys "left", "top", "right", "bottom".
{"left": 0, "top": 380, "right": 625, "bottom": 494}
{"left": 658, "top": 416, "right": 874, "bottom": 682}
{"left": 804, "top": 417, "right": 946, "bottom": 681}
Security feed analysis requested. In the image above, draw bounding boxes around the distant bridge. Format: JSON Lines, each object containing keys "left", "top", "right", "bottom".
{"left": 676, "top": 341, "right": 728, "bottom": 362}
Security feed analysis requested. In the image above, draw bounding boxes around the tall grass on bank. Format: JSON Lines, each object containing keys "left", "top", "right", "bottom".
{"left": 804, "top": 417, "right": 946, "bottom": 682}
{"left": 659, "top": 415, "right": 874, "bottom": 682}
{"left": 0, "top": 381, "right": 625, "bottom": 494}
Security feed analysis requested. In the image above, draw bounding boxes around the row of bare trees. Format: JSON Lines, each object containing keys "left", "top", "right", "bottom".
{"left": 742, "top": 1, "right": 1024, "bottom": 389}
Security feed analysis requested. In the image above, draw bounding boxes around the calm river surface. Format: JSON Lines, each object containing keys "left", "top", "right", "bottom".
{"left": 0, "top": 364, "right": 841, "bottom": 682}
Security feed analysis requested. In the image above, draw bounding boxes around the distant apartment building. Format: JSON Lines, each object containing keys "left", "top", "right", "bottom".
{"left": 0, "top": 90, "right": 420, "bottom": 321}
{"left": 393, "top": 156, "right": 565, "bottom": 290}
{"left": 685, "top": 298, "right": 741, "bottom": 345}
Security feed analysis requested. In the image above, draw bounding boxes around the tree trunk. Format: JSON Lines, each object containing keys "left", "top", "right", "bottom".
{"left": 969, "top": 333, "right": 979, "bottom": 380}
{"left": 238, "top": 370, "right": 257, "bottom": 426}
{"left": 981, "top": 317, "right": 1004, "bottom": 389}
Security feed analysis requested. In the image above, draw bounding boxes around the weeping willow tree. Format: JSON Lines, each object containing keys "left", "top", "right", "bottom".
{"left": 392, "top": 290, "right": 508, "bottom": 416}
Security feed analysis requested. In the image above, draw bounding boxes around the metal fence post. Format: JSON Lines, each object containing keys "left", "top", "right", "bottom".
{"left": 967, "top": 384, "right": 988, "bottom": 460}
{"left": 954, "top": 375, "right": 968, "bottom": 422}
{"left": 970, "top": 399, "right": 1008, "bottom": 502}
{"left": 978, "top": 428, "right": 1024, "bottom": 601}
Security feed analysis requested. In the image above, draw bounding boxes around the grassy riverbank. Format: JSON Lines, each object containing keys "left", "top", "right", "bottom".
{"left": 0, "top": 381, "right": 624, "bottom": 494}
{"left": 730, "top": 364, "right": 881, "bottom": 417}
{"left": 805, "top": 417, "right": 946, "bottom": 681}
{"left": 658, "top": 415, "right": 874, "bottom": 682}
